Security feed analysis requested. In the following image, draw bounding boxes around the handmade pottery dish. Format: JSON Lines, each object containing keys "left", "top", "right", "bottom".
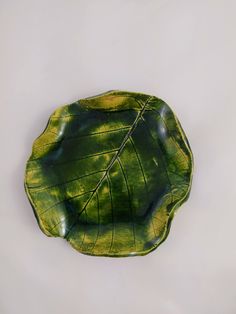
{"left": 25, "top": 91, "right": 193, "bottom": 257}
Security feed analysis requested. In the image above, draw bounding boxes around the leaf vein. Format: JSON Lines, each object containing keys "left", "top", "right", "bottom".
{"left": 39, "top": 190, "right": 92, "bottom": 217}
{"left": 140, "top": 117, "right": 173, "bottom": 205}
{"left": 90, "top": 191, "right": 100, "bottom": 253}
{"left": 117, "top": 157, "right": 136, "bottom": 247}
{"left": 27, "top": 170, "right": 106, "bottom": 192}
{"left": 129, "top": 138, "right": 157, "bottom": 237}
{"left": 28, "top": 149, "right": 118, "bottom": 169}
{"left": 34, "top": 126, "right": 130, "bottom": 149}
{"left": 107, "top": 175, "right": 114, "bottom": 253}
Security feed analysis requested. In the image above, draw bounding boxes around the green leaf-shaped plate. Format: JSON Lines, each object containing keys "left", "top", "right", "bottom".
{"left": 25, "top": 91, "right": 193, "bottom": 257}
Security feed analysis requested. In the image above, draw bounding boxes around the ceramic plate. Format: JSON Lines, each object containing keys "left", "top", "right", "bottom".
{"left": 25, "top": 91, "right": 193, "bottom": 257}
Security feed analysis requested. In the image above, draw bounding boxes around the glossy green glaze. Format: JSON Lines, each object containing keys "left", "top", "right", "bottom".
{"left": 25, "top": 91, "right": 193, "bottom": 257}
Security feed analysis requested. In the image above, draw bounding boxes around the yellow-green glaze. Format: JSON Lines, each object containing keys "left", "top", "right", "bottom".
{"left": 25, "top": 91, "right": 193, "bottom": 257}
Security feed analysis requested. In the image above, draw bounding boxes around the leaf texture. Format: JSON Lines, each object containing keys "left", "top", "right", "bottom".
{"left": 25, "top": 91, "right": 193, "bottom": 257}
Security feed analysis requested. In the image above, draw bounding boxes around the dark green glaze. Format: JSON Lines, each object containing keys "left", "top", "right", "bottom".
{"left": 25, "top": 91, "right": 193, "bottom": 257}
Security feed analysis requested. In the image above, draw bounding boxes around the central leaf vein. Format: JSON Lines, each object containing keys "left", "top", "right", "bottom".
{"left": 65, "top": 96, "right": 153, "bottom": 239}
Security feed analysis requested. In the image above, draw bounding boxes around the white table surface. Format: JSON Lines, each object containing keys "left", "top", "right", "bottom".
{"left": 1, "top": 1, "right": 236, "bottom": 313}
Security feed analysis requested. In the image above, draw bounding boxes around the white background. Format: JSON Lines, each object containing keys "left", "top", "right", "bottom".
{"left": 1, "top": 1, "right": 236, "bottom": 313}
